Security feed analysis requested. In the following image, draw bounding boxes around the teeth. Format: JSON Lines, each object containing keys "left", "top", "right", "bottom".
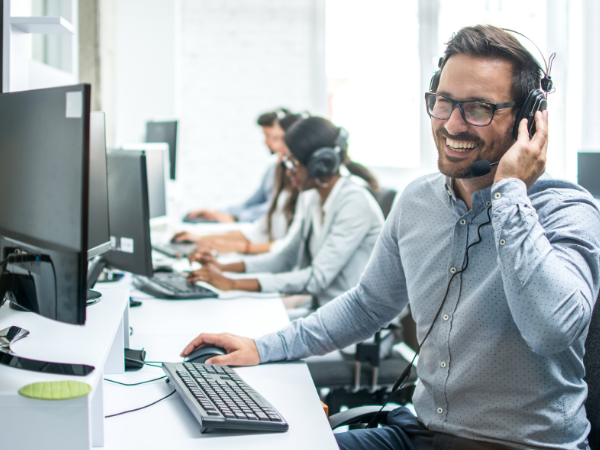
{"left": 446, "top": 138, "right": 477, "bottom": 152}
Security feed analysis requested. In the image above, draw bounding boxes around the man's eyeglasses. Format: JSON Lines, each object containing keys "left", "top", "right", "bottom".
{"left": 425, "top": 92, "right": 522, "bottom": 127}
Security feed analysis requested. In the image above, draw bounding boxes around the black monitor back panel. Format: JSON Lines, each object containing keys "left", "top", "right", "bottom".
{"left": 88, "top": 112, "right": 111, "bottom": 257}
{"left": 0, "top": 84, "right": 91, "bottom": 324}
{"left": 578, "top": 152, "right": 600, "bottom": 198}
{"left": 146, "top": 121, "right": 178, "bottom": 180}
{"left": 104, "top": 151, "right": 154, "bottom": 278}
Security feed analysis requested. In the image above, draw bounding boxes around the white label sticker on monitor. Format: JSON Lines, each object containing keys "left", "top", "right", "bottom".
{"left": 110, "top": 236, "right": 117, "bottom": 249}
{"left": 66, "top": 91, "right": 82, "bottom": 118}
{"left": 120, "top": 237, "right": 134, "bottom": 253}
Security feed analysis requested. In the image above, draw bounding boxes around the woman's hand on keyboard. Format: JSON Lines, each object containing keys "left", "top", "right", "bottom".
{"left": 188, "top": 248, "right": 220, "bottom": 267}
{"left": 187, "top": 263, "right": 233, "bottom": 290}
{"left": 180, "top": 333, "right": 261, "bottom": 367}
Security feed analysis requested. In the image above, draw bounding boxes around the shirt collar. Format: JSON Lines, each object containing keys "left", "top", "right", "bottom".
{"left": 443, "top": 176, "right": 493, "bottom": 215}
{"left": 322, "top": 176, "right": 347, "bottom": 216}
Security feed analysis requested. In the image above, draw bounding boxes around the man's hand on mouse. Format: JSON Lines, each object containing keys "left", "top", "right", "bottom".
{"left": 180, "top": 333, "right": 260, "bottom": 366}
{"left": 494, "top": 110, "right": 548, "bottom": 189}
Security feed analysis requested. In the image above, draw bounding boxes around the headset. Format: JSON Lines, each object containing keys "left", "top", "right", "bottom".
{"left": 305, "top": 127, "right": 349, "bottom": 179}
{"left": 274, "top": 108, "right": 287, "bottom": 120}
{"left": 428, "top": 29, "right": 555, "bottom": 141}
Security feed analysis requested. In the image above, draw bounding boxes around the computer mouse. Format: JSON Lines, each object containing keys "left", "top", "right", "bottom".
{"left": 153, "top": 265, "right": 174, "bottom": 273}
{"left": 183, "top": 346, "right": 227, "bottom": 364}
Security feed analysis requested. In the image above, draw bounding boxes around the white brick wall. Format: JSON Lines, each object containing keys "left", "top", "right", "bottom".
{"left": 177, "top": 0, "right": 325, "bottom": 213}
{"left": 111, "top": 0, "right": 325, "bottom": 215}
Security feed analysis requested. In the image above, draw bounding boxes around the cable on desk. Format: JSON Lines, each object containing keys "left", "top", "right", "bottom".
{"left": 105, "top": 390, "right": 176, "bottom": 418}
{"left": 104, "top": 375, "right": 166, "bottom": 386}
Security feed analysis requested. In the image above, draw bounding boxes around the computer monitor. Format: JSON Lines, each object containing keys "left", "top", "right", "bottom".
{"left": 101, "top": 150, "right": 154, "bottom": 278}
{"left": 146, "top": 120, "right": 178, "bottom": 180}
{"left": 578, "top": 152, "right": 600, "bottom": 199}
{"left": 88, "top": 112, "right": 111, "bottom": 258}
{"left": 0, "top": 84, "right": 91, "bottom": 326}
{"left": 145, "top": 149, "right": 167, "bottom": 219}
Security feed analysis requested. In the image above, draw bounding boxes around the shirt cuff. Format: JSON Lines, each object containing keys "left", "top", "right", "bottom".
{"left": 254, "top": 332, "right": 287, "bottom": 363}
{"left": 491, "top": 178, "right": 531, "bottom": 208}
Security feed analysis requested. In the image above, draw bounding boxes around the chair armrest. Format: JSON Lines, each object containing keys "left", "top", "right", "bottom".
{"left": 328, "top": 405, "right": 397, "bottom": 429}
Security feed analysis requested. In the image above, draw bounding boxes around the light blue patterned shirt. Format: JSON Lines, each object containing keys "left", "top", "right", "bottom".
{"left": 255, "top": 173, "right": 600, "bottom": 449}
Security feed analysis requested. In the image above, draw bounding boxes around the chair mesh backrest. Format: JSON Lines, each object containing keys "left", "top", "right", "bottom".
{"left": 584, "top": 295, "right": 600, "bottom": 448}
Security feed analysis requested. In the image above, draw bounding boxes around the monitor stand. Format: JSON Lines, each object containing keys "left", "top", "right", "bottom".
{"left": 86, "top": 258, "right": 108, "bottom": 306}
{"left": 0, "top": 326, "right": 95, "bottom": 375}
{"left": 87, "top": 289, "right": 102, "bottom": 306}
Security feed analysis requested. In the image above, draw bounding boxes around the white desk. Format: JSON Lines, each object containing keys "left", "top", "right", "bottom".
{"left": 0, "top": 289, "right": 129, "bottom": 449}
{"left": 100, "top": 277, "right": 339, "bottom": 449}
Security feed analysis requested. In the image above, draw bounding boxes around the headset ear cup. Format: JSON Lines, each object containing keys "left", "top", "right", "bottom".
{"left": 512, "top": 89, "right": 547, "bottom": 140}
{"left": 306, "top": 148, "right": 340, "bottom": 179}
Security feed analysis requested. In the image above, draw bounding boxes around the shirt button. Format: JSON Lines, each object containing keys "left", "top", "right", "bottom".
{"left": 459, "top": 219, "right": 466, "bottom": 225}
{"left": 447, "top": 190, "right": 452, "bottom": 196}
{"left": 500, "top": 239, "right": 506, "bottom": 245}
{"left": 486, "top": 200, "right": 492, "bottom": 206}
{"left": 494, "top": 192, "right": 502, "bottom": 199}
{"left": 440, "top": 361, "right": 447, "bottom": 368}
{"left": 450, "top": 267, "right": 457, "bottom": 274}
{"left": 443, "top": 314, "right": 449, "bottom": 321}
{"left": 437, "top": 407, "right": 443, "bottom": 414}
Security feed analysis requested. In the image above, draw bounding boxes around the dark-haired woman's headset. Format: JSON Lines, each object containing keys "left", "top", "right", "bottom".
{"left": 429, "top": 29, "right": 555, "bottom": 140}
{"left": 305, "top": 127, "right": 349, "bottom": 179}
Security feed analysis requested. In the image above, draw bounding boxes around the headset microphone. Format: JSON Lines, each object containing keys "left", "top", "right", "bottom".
{"left": 469, "top": 160, "right": 499, "bottom": 177}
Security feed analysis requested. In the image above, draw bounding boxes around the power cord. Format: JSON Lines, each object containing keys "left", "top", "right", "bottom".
{"left": 105, "top": 389, "right": 177, "bottom": 418}
{"left": 366, "top": 206, "right": 493, "bottom": 428}
{"left": 104, "top": 376, "right": 166, "bottom": 386}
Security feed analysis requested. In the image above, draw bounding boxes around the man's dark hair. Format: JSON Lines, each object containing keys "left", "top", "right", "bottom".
{"left": 439, "top": 25, "right": 542, "bottom": 102}
{"left": 257, "top": 108, "right": 291, "bottom": 127}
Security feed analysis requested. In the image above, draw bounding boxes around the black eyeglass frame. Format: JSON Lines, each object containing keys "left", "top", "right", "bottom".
{"left": 425, "top": 92, "right": 522, "bottom": 127}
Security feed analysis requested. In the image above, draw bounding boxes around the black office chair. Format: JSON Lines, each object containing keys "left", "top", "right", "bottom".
{"left": 330, "top": 296, "right": 600, "bottom": 446}
{"left": 584, "top": 296, "right": 600, "bottom": 448}
{"left": 307, "top": 307, "right": 418, "bottom": 415}
{"left": 368, "top": 187, "right": 397, "bottom": 219}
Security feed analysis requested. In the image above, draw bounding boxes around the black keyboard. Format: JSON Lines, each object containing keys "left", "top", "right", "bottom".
{"left": 152, "top": 242, "right": 196, "bottom": 258}
{"left": 162, "top": 362, "right": 288, "bottom": 433}
{"left": 133, "top": 273, "right": 218, "bottom": 299}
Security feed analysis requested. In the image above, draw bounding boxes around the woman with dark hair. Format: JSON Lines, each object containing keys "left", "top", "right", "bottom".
{"left": 187, "top": 117, "right": 384, "bottom": 313}
{"left": 172, "top": 113, "right": 303, "bottom": 254}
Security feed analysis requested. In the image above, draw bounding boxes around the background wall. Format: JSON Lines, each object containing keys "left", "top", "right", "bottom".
{"left": 108, "top": 0, "right": 326, "bottom": 215}
{"left": 90, "top": 0, "right": 598, "bottom": 217}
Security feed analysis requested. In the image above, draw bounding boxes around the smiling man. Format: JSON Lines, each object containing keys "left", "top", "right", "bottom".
{"left": 180, "top": 26, "right": 600, "bottom": 449}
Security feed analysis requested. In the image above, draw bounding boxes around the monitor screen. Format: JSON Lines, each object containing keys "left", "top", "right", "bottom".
{"left": 578, "top": 152, "right": 600, "bottom": 198}
{"left": 88, "top": 112, "right": 111, "bottom": 258}
{"left": 0, "top": 84, "right": 91, "bottom": 325}
{"left": 103, "top": 150, "right": 154, "bottom": 278}
{"left": 146, "top": 120, "right": 178, "bottom": 180}
{"left": 145, "top": 149, "right": 167, "bottom": 219}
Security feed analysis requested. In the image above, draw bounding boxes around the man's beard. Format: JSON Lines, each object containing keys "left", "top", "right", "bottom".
{"left": 435, "top": 127, "right": 514, "bottom": 179}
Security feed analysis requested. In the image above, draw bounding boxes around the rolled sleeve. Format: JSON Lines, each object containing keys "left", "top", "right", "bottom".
{"left": 491, "top": 177, "right": 600, "bottom": 355}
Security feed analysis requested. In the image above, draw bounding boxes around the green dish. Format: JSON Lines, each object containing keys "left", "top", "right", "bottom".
{"left": 19, "top": 381, "right": 92, "bottom": 400}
